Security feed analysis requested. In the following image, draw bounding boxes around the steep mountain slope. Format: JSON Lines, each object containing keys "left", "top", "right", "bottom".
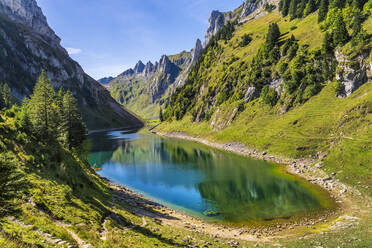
{"left": 106, "top": 0, "right": 278, "bottom": 120}
{"left": 108, "top": 41, "right": 203, "bottom": 119}
{"left": 158, "top": 1, "right": 372, "bottom": 196}
{"left": 0, "top": 0, "right": 143, "bottom": 129}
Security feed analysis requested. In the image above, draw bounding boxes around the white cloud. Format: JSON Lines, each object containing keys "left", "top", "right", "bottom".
{"left": 66, "top": 47, "right": 82, "bottom": 55}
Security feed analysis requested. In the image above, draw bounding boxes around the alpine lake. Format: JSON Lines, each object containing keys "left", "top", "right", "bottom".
{"left": 88, "top": 129, "right": 336, "bottom": 225}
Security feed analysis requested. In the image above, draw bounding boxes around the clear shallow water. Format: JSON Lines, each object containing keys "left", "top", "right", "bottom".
{"left": 88, "top": 129, "right": 333, "bottom": 223}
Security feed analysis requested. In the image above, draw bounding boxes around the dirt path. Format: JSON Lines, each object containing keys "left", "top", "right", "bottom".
{"left": 7, "top": 217, "right": 75, "bottom": 248}
{"left": 55, "top": 220, "right": 92, "bottom": 248}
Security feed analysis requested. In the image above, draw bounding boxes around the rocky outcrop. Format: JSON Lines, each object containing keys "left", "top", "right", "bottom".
{"left": 0, "top": 0, "right": 60, "bottom": 45}
{"left": 204, "top": 0, "right": 278, "bottom": 46}
{"left": 192, "top": 39, "right": 203, "bottom": 63}
{"left": 149, "top": 55, "right": 180, "bottom": 103}
{"left": 133, "top": 60, "right": 145, "bottom": 74}
{"left": 240, "top": 0, "right": 278, "bottom": 22}
{"left": 335, "top": 49, "right": 370, "bottom": 97}
{"left": 244, "top": 86, "right": 258, "bottom": 102}
{"left": 205, "top": 10, "right": 227, "bottom": 45}
{"left": 0, "top": 0, "right": 142, "bottom": 129}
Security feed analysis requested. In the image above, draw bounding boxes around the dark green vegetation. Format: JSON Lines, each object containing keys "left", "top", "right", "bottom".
{"left": 0, "top": 83, "right": 14, "bottom": 110}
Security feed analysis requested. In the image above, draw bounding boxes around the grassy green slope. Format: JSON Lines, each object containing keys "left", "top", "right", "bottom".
{"left": 157, "top": 82, "right": 372, "bottom": 195}
{"left": 0, "top": 114, "right": 234, "bottom": 248}
{"left": 157, "top": 10, "right": 372, "bottom": 196}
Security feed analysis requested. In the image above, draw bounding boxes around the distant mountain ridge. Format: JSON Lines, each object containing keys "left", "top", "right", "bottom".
{"left": 108, "top": 39, "right": 203, "bottom": 118}
{"left": 98, "top": 76, "right": 114, "bottom": 85}
{"left": 0, "top": 0, "right": 142, "bottom": 129}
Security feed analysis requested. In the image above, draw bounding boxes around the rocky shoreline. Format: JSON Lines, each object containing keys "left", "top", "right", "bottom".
{"left": 94, "top": 131, "right": 366, "bottom": 243}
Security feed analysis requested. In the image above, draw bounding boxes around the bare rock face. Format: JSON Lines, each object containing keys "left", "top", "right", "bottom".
{"left": 205, "top": 10, "right": 226, "bottom": 45}
{"left": 335, "top": 49, "right": 370, "bottom": 97}
{"left": 244, "top": 87, "right": 258, "bottom": 102}
{"left": 240, "top": 0, "right": 277, "bottom": 22}
{"left": 0, "top": 0, "right": 60, "bottom": 44}
{"left": 269, "top": 78, "right": 283, "bottom": 95}
{"left": 192, "top": 39, "right": 203, "bottom": 63}
{"left": 133, "top": 60, "right": 145, "bottom": 74}
{"left": 149, "top": 55, "right": 180, "bottom": 103}
{"left": 143, "top": 61, "right": 155, "bottom": 77}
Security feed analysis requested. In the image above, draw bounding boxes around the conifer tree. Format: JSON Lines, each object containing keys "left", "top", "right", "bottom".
{"left": 322, "top": 32, "right": 334, "bottom": 55}
{"left": 318, "top": 0, "right": 329, "bottom": 22}
{"left": 266, "top": 23, "right": 281, "bottom": 50}
{"left": 159, "top": 108, "right": 164, "bottom": 122}
{"left": 61, "top": 90, "right": 86, "bottom": 149}
{"left": 331, "top": 0, "right": 345, "bottom": 9}
{"left": 279, "top": 0, "right": 292, "bottom": 16}
{"left": 0, "top": 83, "right": 13, "bottom": 109}
{"left": 297, "top": 0, "right": 308, "bottom": 18}
{"left": 289, "top": 0, "right": 299, "bottom": 20}
{"left": 333, "top": 14, "right": 350, "bottom": 46}
{"left": 351, "top": 8, "right": 363, "bottom": 37}
{"left": 304, "top": 0, "right": 317, "bottom": 16}
{"left": 28, "top": 70, "right": 58, "bottom": 139}
{"left": 0, "top": 155, "right": 25, "bottom": 218}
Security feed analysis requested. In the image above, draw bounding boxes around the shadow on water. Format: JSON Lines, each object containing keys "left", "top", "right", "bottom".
{"left": 88, "top": 129, "right": 334, "bottom": 224}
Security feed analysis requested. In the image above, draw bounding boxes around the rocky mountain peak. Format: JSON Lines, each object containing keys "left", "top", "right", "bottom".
{"left": 240, "top": 0, "right": 278, "bottom": 22}
{"left": 158, "top": 55, "right": 172, "bottom": 74}
{"left": 143, "top": 61, "right": 155, "bottom": 77}
{"left": 192, "top": 39, "right": 203, "bottom": 63}
{"left": 0, "top": 0, "right": 60, "bottom": 44}
{"left": 134, "top": 60, "right": 145, "bottom": 74}
{"left": 205, "top": 10, "right": 225, "bottom": 45}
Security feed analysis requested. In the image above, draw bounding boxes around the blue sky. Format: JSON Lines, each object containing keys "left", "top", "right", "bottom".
{"left": 36, "top": 0, "right": 244, "bottom": 80}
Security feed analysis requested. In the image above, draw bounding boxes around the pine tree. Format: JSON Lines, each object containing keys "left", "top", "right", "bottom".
{"left": 333, "top": 14, "right": 350, "bottom": 46}
{"left": 297, "top": 0, "right": 308, "bottom": 18}
{"left": 0, "top": 83, "right": 13, "bottom": 109}
{"left": 304, "top": 0, "right": 317, "bottom": 16}
{"left": 289, "top": 0, "right": 299, "bottom": 19}
{"left": 0, "top": 155, "right": 25, "bottom": 218}
{"left": 61, "top": 90, "right": 86, "bottom": 149}
{"left": 351, "top": 8, "right": 363, "bottom": 37}
{"left": 266, "top": 23, "right": 281, "bottom": 50}
{"left": 280, "top": 0, "right": 292, "bottom": 16}
{"left": 0, "top": 84, "right": 3, "bottom": 109}
{"left": 330, "top": 0, "right": 345, "bottom": 9}
{"left": 159, "top": 108, "right": 164, "bottom": 122}
{"left": 353, "top": 0, "right": 368, "bottom": 9}
{"left": 318, "top": 0, "right": 329, "bottom": 22}
{"left": 322, "top": 32, "right": 334, "bottom": 55}
{"left": 28, "top": 70, "right": 58, "bottom": 139}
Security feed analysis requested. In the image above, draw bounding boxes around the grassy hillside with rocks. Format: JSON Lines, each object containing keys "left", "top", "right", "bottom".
{"left": 158, "top": 2, "right": 372, "bottom": 195}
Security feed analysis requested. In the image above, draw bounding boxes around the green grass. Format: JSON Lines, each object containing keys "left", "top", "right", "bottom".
{"left": 157, "top": 82, "right": 372, "bottom": 197}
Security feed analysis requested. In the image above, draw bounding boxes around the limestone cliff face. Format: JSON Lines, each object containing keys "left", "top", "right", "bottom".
{"left": 0, "top": 0, "right": 142, "bottom": 129}
{"left": 204, "top": 0, "right": 278, "bottom": 46}
{"left": 0, "top": 0, "right": 60, "bottom": 44}
{"left": 335, "top": 49, "right": 371, "bottom": 97}
{"left": 204, "top": 10, "right": 228, "bottom": 45}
